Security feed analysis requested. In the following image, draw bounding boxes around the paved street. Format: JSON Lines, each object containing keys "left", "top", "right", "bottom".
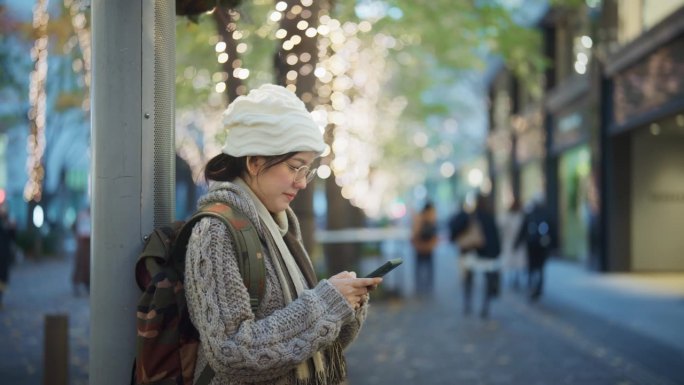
{"left": 1, "top": 238, "right": 683, "bottom": 385}
{"left": 346, "top": 240, "right": 684, "bottom": 385}
{"left": 0, "top": 254, "right": 89, "bottom": 385}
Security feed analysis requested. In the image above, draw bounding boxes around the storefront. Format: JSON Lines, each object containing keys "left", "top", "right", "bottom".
{"left": 546, "top": 77, "right": 593, "bottom": 263}
{"left": 557, "top": 145, "right": 591, "bottom": 261}
{"left": 603, "top": 7, "right": 684, "bottom": 271}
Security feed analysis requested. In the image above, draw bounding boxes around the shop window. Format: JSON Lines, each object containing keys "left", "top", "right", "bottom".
{"left": 617, "top": 0, "right": 684, "bottom": 45}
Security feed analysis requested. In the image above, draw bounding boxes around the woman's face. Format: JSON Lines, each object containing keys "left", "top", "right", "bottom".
{"left": 246, "top": 151, "right": 318, "bottom": 214}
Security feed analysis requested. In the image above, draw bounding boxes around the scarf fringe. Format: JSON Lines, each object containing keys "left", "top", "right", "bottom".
{"left": 292, "top": 342, "right": 347, "bottom": 385}
{"left": 327, "top": 341, "right": 347, "bottom": 382}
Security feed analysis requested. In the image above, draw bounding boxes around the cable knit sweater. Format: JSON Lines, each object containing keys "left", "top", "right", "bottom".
{"left": 184, "top": 182, "right": 368, "bottom": 385}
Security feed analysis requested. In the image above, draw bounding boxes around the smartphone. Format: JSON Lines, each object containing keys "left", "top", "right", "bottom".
{"left": 364, "top": 258, "right": 403, "bottom": 278}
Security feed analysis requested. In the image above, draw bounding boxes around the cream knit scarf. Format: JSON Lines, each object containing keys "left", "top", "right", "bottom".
{"left": 235, "top": 178, "right": 327, "bottom": 383}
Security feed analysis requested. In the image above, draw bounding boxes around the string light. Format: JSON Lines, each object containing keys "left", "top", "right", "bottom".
{"left": 275, "top": 28, "right": 288, "bottom": 39}
{"left": 25, "top": 0, "right": 50, "bottom": 203}
{"left": 275, "top": 1, "right": 287, "bottom": 12}
{"left": 286, "top": 54, "right": 299, "bottom": 65}
{"left": 314, "top": 13, "right": 407, "bottom": 218}
{"left": 177, "top": 4, "right": 403, "bottom": 218}
{"left": 305, "top": 27, "right": 318, "bottom": 38}
{"left": 65, "top": 0, "right": 92, "bottom": 111}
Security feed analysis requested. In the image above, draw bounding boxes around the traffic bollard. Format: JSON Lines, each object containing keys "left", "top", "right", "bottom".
{"left": 44, "top": 313, "right": 68, "bottom": 385}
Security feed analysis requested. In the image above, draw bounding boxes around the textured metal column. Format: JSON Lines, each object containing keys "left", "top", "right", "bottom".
{"left": 142, "top": 0, "right": 176, "bottom": 231}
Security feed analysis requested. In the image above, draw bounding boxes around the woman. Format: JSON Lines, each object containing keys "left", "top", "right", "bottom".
{"left": 184, "top": 84, "right": 382, "bottom": 385}
{"left": 0, "top": 206, "right": 16, "bottom": 307}
{"left": 449, "top": 192, "right": 501, "bottom": 318}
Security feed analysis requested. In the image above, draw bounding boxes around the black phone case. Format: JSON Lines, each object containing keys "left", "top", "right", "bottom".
{"left": 365, "top": 258, "right": 403, "bottom": 278}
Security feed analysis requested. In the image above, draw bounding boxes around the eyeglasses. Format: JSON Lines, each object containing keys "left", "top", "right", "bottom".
{"left": 284, "top": 163, "right": 318, "bottom": 183}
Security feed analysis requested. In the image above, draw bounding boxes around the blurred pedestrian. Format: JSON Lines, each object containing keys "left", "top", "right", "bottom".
{"left": 410, "top": 200, "right": 438, "bottom": 294}
{"left": 72, "top": 206, "right": 91, "bottom": 296}
{"left": 515, "top": 195, "right": 553, "bottom": 301}
{"left": 449, "top": 192, "right": 501, "bottom": 318}
{"left": 498, "top": 198, "right": 526, "bottom": 289}
{"left": 0, "top": 205, "right": 16, "bottom": 308}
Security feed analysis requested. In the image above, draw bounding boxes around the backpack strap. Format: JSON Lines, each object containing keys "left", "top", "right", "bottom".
{"left": 174, "top": 202, "right": 266, "bottom": 313}
{"left": 172, "top": 202, "right": 266, "bottom": 385}
{"left": 196, "top": 365, "right": 215, "bottom": 385}
{"left": 196, "top": 202, "right": 266, "bottom": 313}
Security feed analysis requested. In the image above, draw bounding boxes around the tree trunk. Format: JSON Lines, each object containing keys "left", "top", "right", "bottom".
{"left": 323, "top": 178, "right": 364, "bottom": 275}
{"left": 274, "top": 0, "right": 322, "bottom": 254}
{"left": 213, "top": 7, "right": 243, "bottom": 103}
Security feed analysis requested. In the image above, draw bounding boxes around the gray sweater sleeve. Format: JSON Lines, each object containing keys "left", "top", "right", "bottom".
{"left": 184, "top": 217, "right": 355, "bottom": 382}
{"left": 337, "top": 299, "right": 368, "bottom": 350}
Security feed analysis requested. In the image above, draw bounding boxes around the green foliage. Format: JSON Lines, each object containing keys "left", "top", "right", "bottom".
{"left": 175, "top": 1, "right": 278, "bottom": 110}
{"left": 175, "top": 15, "right": 220, "bottom": 108}
{"left": 233, "top": 1, "right": 281, "bottom": 86}
{"left": 173, "top": 0, "right": 585, "bottom": 184}
{"left": 174, "top": 1, "right": 568, "bottom": 114}
{"left": 337, "top": 1, "right": 553, "bottom": 120}
{"left": 14, "top": 228, "right": 61, "bottom": 258}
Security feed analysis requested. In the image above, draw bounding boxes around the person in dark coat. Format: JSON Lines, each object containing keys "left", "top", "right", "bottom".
{"left": 515, "top": 196, "right": 553, "bottom": 301}
{"left": 449, "top": 193, "right": 501, "bottom": 318}
{"left": 0, "top": 206, "right": 16, "bottom": 308}
{"left": 72, "top": 207, "right": 91, "bottom": 295}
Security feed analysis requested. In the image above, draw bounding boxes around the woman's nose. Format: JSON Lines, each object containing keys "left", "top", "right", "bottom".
{"left": 293, "top": 178, "right": 308, "bottom": 189}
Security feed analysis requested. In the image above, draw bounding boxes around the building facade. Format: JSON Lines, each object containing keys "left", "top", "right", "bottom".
{"left": 488, "top": 1, "right": 684, "bottom": 272}
{"left": 599, "top": 2, "right": 684, "bottom": 271}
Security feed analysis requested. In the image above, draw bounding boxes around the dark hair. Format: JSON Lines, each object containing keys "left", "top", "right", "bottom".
{"left": 475, "top": 193, "right": 492, "bottom": 213}
{"left": 203, "top": 152, "right": 297, "bottom": 183}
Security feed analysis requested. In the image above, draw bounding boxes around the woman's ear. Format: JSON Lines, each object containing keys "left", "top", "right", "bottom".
{"left": 245, "top": 156, "right": 262, "bottom": 177}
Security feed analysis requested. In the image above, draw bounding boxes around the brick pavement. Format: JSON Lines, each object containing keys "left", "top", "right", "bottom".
{"left": 0, "top": 256, "right": 89, "bottom": 385}
{"left": 345, "top": 292, "right": 682, "bottom": 385}
{"left": 1, "top": 241, "right": 683, "bottom": 385}
{"left": 345, "top": 242, "right": 684, "bottom": 385}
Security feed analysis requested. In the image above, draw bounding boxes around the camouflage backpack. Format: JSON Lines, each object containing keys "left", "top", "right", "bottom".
{"left": 133, "top": 202, "right": 265, "bottom": 385}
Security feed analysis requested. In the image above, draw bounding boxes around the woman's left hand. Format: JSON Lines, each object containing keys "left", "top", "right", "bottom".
{"left": 328, "top": 271, "right": 382, "bottom": 309}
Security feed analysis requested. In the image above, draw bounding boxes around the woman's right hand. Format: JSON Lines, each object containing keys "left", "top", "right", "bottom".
{"left": 328, "top": 271, "right": 382, "bottom": 309}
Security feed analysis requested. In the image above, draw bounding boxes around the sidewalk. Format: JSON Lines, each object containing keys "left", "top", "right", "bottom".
{"left": 543, "top": 259, "right": 684, "bottom": 352}
{"left": 0, "top": 255, "right": 89, "bottom": 385}
{"left": 346, "top": 239, "right": 684, "bottom": 385}
{"left": 0, "top": 239, "right": 683, "bottom": 385}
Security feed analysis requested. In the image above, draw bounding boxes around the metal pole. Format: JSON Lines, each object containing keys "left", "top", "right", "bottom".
{"left": 90, "top": 0, "right": 175, "bottom": 383}
{"left": 90, "top": 0, "right": 142, "bottom": 382}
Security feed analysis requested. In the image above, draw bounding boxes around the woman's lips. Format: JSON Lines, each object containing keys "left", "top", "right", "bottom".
{"left": 284, "top": 193, "right": 296, "bottom": 201}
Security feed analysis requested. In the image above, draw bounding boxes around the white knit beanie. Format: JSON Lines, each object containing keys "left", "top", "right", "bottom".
{"left": 221, "top": 84, "right": 326, "bottom": 157}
